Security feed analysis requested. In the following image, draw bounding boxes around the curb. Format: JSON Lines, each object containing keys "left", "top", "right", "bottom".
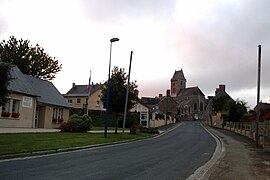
{"left": 0, "top": 123, "right": 181, "bottom": 161}
{"left": 187, "top": 125, "right": 226, "bottom": 180}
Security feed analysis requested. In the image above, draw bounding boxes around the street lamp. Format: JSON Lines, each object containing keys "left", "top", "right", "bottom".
{"left": 104, "top": 38, "right": 119, "bottom": 138}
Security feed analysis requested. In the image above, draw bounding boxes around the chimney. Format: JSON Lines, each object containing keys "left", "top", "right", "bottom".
{"left": 72, "top": 83, "right": 75, "bottom": 88}
{"left": 158, "top": 94, "right": 163, "bottom": 98}
{"left": 219, "top": 84, "right": 225, "bottom": 92}
{"left": 166, "top": 89, "right": 171, "bottom": 97}
{"left": 215, "top": 88, "right": 219, "bottom": 96}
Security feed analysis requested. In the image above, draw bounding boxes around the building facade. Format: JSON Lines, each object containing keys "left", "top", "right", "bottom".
{"left": 171, "top": 70, "right": 206, "bottom": 120}
{"left": 0, "top": 66, "right": 70, "bottom": 128}
{"left": 63, "top": 83, "right": 105, "bottom": 113}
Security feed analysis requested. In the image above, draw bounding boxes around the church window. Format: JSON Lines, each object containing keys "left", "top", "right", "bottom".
{"left": 200, "top": 102, "right": 204, "bottom": 111}
{"left": 194, "top": 103, "right": 197, "bottom": 111}
{"left": 181, "top": 81, "right": 183, "bottom": 85}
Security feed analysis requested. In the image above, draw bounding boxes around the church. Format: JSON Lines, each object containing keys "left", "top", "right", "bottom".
{"left": 171, "top": 70, "right": 206, "bottom": 120}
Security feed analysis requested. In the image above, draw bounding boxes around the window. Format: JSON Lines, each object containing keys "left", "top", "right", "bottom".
{"left": 52, "top": 108, "right": 64, "bottom": 123}
{"left": 96, "top": 100, "right": 100, "bottom": 107}
{"left": 67, "top": 99, "right": 72, "bottom": 104}
{"left": 194, "top": 103, "right": 197, "bottom": 111}
{"left": 12, "top": 100, "right": 20, "bottom": 113}
{"left": 2, "top": 100, "right": 9, "bottom": 112}
{"left": 1, "top": 100, "right": 10, "bottom": 117}
{"left": 52, "top": 108, "right": 57, "bottom": 122}
{"left": 58, "top": 108, "right": 62, "bottom": 119}
{"left": 76, "top": 98, "right": 81, "bottom": 104}
{"left": 200, "top": 102, "right": 204, "bottom": 111}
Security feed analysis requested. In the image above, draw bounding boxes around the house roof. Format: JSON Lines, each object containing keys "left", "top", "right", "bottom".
{"left": 159, "top": 96, "right": 179, "bottom": 105}
{"left": 8, "top": 66, "right": 39, "bottom": 97}
{"left": 64, "top": 84, "right": 101, "bottom": 97}
{"left": 133, "top": 96, "right": 149, "bottom": 109}
{"left": 24, "top": 75, "right": 70, "bottom": 108}
{"left": 178, "top": 86, "right": 205, "bottom": 97}
{"left": 8, "top": 66, "right": 70, "bottom": 108}
{"left": 171, "top": 70, "right": 186, "bottom": 81}
{"left": 141, "top": 97, "right": 160, "bottom": 106}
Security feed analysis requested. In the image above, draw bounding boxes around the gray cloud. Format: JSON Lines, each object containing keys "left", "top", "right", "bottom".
{"left": 171, "top": 0, "right": 270, "bottom": 100}
{"left": 0, "top": 1, "right": 8, "bottom": 35}
{"left": 80, "top": 0, "right": 176, "bottom": 23}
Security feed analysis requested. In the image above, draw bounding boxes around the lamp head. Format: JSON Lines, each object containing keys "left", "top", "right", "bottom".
{"left": 110, "top": 38, "right": 120, "bottom": 42}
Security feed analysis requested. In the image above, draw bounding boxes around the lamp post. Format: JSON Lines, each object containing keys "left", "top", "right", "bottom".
{"left": 122, "top": 51, "right": 133, "bottom": 139}
{"left": 256, "top": 44, "right": 261, "bottom": 146}
{"left": 104, "top": 38, "right": 119, "bottom": 138}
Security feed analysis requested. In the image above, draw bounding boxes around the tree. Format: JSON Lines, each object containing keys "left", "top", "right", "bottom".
{"left": 101, "top": 66, "right": 138, "bottom": 133}
{"left": 0, "top": 62, "right": 11, "bottom": 105}
{"left": 228, "top": 99, "right": 248, "bottom": 122}
{"left": 0, "top": 36, "right": 62, "bottom": 80}
{"left": 212, "top": 96, "right": 233, "bottom": 113}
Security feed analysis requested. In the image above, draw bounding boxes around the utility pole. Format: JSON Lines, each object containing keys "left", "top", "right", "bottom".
{"left": 256, "top": 45, "right": 261, "bottom": 147}
{"left": 122, "top": 51, "right": 133, "bottom": 139}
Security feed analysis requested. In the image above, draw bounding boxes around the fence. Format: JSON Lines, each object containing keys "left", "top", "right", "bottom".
{"left": 221, "top": 121, "right": 270, "bottom": 150}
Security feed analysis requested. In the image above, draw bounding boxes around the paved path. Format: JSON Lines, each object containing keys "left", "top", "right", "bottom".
{"left": 0, "top": 127, "right": 60, "bottom": 133}
{"left": 206, "top": 127, "right": 270, "bottom": 180}
{"left": 0, "top": 121, "right": 216, "bottom": 180}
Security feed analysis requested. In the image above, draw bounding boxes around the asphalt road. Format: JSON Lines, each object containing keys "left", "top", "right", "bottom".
{"left": 0, "top": 121, "right": 216, "bottom": 180}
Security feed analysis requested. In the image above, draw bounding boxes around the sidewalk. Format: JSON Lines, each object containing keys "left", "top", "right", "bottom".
{"left": 206, "top": 127, "right": 270, "bottom": 180}
{"left": 0, "top": 127, "right": 60, "bottom": 133}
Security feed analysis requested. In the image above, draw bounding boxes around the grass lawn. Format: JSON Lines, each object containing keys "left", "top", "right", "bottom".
{"left": 91, "top": 127, "right": 118, "bottom": 130}
{"left": 0, "top": 132, "right": 152, "bottom": 156}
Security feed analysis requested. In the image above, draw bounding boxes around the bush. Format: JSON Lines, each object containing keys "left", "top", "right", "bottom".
{"left": 60, "top": 114, "right": 92, "bottom": 132}
{"left": 139, "top": 127, "right": 159, "bottom": 134}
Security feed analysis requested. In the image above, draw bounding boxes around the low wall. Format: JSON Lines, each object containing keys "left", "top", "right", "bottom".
{"left": 213, "top": 121, "right": 270, "bottom": 150}
{"left": 149, "top": 113, "right": 176, "bottom": 128}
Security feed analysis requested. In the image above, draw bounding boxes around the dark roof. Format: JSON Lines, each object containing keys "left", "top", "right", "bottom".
{"left": 24, "top": 75, "right": 70, "bottom": 108}
{"left": 141, "top": 97, "right": 160, "bottom": 106}
{"left": 178, "top": 98, "right": 199, "bottom": 106}
{"left": 64, "top": 84, "right": 101, "bottom": 97}
{"left": 134, "top": 97, "right": 149, "bottom": 108}
{"left": 178, "top": 86, "right": 205, "bottom": 97}
{"left": 171, "top": 70, "right": 186, "bottom": 81}
{"left": 159, "top": 96, "right": 179, "bottom": 105}
{"left": 8, "top": 66, "right": 70, "bottom": 108}
{"left": 8, "top": 66, "right": 39, "bottom": 97}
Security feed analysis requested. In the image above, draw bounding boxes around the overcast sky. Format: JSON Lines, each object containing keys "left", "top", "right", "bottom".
{"left": 0, "top": 0, "right": 269, "bottom": 108}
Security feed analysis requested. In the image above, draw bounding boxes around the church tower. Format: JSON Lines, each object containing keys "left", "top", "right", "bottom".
{"left": 170, "top": 69, "right": 186, "bottom": 97}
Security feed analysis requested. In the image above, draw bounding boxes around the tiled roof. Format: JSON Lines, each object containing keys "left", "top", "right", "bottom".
{"left": 8, "top": 66, "right": 39, "bottom": 97}
{"left": 24, "top": 75, "right": 70, "bottom": 108}
{"left": 159, "top": 96, "right": 179, "bottom": 105}
{"left": 171, "top": 70, "right": 186, "bottom": 81}
{"left": 64, "top": 84, "right": 101, "bottom": 97}
{"left": 8, "top": 66, "right": 70, "bottom": 108}
{"left": 178, "top": 86, "right": 205, "bottom": 97}
{"left": 134, "top": 96, "right": 149, "bottom": 108}
{"left": 141, "top": 97, "right": 160, "bottom": 105}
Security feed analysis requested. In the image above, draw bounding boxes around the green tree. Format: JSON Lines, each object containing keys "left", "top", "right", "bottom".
{"left": 0, "top": 63, "right": 11, "bottom": 104}
{"left": 228, "top": 99, "right": 248, "bottom": 122}
{"left": 101, "top": 66, "right": 138, "bottom": 133}
{"left": 212, "top": 96, "right": 233, "bottom": 113}
{"left": 0, "top": 36, "right": 62, "bottom": 80}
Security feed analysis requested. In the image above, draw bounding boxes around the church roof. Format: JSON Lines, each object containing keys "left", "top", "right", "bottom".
{"left": 178, "top": 86, "right": 205, "bottom": 97}
{"left": 171, "top": 70, "right": 186, "bottom": 81}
